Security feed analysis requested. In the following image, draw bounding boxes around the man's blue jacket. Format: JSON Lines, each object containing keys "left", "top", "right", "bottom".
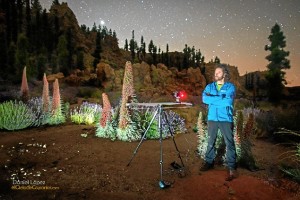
{"left": 202, "top": 82, "right": 235, "bottom": 122}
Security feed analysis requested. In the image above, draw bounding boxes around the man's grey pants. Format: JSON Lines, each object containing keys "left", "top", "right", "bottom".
{"left": 205, "top": 121, "right": 237, "bottom": 170}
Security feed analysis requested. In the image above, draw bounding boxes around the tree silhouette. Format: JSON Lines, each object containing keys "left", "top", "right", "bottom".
{"left": 129, "top": 30, "right": 136, "bottom": 62}
{"left": 15, "top": 33, "right": 29, "bottom": 79}
{"left": 214, "top": 56, "right": 220, "bottom": 64}
{"left": 264, "top": 23, "right": 290, "bottom": 102}
{"left": 57, "top": 34, "right": 69, "bottom": 74}
{"left": 124, "top": 39, "right": 128, "bottom": 51}
{"left": 92, "top": 31, "right": 102, "bottom": 72}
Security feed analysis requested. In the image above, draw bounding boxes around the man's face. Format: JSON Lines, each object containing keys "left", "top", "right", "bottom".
{"left": 214, "top": 68, "right": 224, "bottom": 81}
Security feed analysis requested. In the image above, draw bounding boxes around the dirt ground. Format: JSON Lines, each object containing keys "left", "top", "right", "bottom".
{"left": 0, "top": 124, "right": 299, "bottom": 200}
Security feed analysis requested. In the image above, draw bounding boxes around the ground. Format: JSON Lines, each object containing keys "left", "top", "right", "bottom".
{"left": 0, "top": 124, "right": 299, "bottom": 200}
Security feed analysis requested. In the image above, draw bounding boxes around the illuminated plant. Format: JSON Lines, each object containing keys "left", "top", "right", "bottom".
{"left": 100, "top": 93, "right": 112, "bottom": 127}
{"left": 197, "top": 111, "right": 208, "bottom": 157}
{"left": 27, "top": 97, "right": 49, "bottom": 126}
{"left": 0, "top": 100, "right": 36, "bottom": 130}
{"left": 20, "top": 66, "right": 29, "bottom": 102}
{"left": 48, "top": 79, "right": 65, "bottom": 125}
{"left": 70, "top": 102, "right": 102, "bottom": 125}
{"left": 131, "top": 106, "right": 159, "bottom": 139}
{"left": 118, "top": 61, "right": 135, "bottom": 130}
{"left": 277, "top": 128, "right": 300, "bottom": 182}
{"left": 117, "top": 61, "right": 139, "bottom": 141}
{"left": 234, "top": 111, "right": 243, "bottom": 160}
{"left": 42, "top": 73, "right": 49, "bottom": 112}
{"left": 95, "top": 94, "right": 116, "bottom": 141}
{"left": 162, "top": 110, "right": 187, "bottom": 136}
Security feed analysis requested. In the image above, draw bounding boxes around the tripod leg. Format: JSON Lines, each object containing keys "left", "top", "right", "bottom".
{"left": 163, "top": 111, "right": 185, "bottom": 168}
{"left": 158, "top": 106, "right": 171, "bottom": 189}
{"left": 158, "top": 106, "right": 163, "bottom": 181}
{"left": 127, "top": 106, "right": 159, "bottom": 167}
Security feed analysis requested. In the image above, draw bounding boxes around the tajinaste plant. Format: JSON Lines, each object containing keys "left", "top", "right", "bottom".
{"left": 20, "top": 66, "right": 29, "bottom": 102}
{"left": 117, "top": 61, "right": 139, "bottom": 141}
{"left": 197, "top": 111, "right": 207, "bottom": 158}
{"left": 100, "top": 93, "right": 112, "bottom": 127}
{"left": 118, "top": 61, "right": 135, "bottom": 130}
{"left": 238, "top": 112, "right": 259, "bottom": 171}
{"left": 42, "top": 73, "right": 49, "bottom": 113}
{"left": 0, "top": 100, "right": 36, "bottom": 130}
{"left": 48, "top": 79, "right": 65, "bottom": 125}
{"left": 96, "top": 93, "right": 116, "bottom": 140}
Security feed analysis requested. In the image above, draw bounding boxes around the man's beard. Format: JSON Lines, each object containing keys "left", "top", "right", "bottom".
{"left": 215, "top": 76, "right": 224, "bottom": 81}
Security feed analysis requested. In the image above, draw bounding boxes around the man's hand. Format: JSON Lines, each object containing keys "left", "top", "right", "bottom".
{"left": 205, "top": 92, "right": 211, "bottom": 96}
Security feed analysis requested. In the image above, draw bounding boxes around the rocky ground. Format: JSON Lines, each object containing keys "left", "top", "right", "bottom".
{"left": 0, "top": 124, "right": 299, "bottom": 200}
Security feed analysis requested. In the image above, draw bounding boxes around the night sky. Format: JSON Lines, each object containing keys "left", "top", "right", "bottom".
{"left": 40, "top": 0, "right": 300, "bottom": 86}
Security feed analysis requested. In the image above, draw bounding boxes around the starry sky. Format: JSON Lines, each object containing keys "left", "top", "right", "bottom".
{"left": 40, "top": 0, "right": 300, "bottom": 86}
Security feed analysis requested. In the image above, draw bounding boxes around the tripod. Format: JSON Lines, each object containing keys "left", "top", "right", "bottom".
{"left": 127, "top": 103, "right": 188, "bottom": 189}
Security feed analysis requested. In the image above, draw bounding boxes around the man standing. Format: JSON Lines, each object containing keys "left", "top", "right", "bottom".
{"left": 200, "top": 65, "right": 237, "bottom": 181}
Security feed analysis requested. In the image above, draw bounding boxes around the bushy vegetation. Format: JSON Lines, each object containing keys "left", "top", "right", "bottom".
{"left": 277, "top": 129, "right": 300, "bottom": 183}
{"left": 70, "top": 102, "right": 102, "bottom": 125}
{"left": 0, "top": 100, "right": 36, "bottom": 131}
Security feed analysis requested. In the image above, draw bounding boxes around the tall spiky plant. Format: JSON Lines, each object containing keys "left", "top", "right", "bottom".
{"left": 48, "top": 78, "right": 65, "bottom": 125}
{"left": 20, "top": 66, "right": 29, "bottom": 102}
{"left": 52, "top": 79, "right": 60, "bottom": 113}
{"left": 118, "top": 61, "right": 135, "bottom": 129}
{"left": 42, "top": 73, "right": 49, "bottom": 112}
{"left": 239, "top": 113, "right": 259, "bottom": 171}
{"left": 100, "top": 93, "right": 112, "bottom": 127}
{"left": 96, "top": 93, "right": 116, "bottom": 140}
{"left": 197, "top": 111, "right": 207, "bottom": 157}
{"left": 116, "top": 61, "right": 139, "bottom": 141}
{"left": 235, "top": 111, "right": 243, "bottom": 149}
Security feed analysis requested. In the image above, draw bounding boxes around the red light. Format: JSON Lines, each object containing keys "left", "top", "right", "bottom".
{"left": 178, "top": 90, "right": 187, "bottom": 99}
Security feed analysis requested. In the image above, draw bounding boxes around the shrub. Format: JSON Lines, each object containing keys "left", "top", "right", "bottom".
{"left": 131, "top": 106, "right": 159, "bottom": 139}
{"left": 96, "top": 120, "right": 117, "bottom": 140}
{"left": 27, "top": 97, "right": 49, "bottom": 126}
{"left": 277, "top": 129, "right": 300, "bottom": 182}
{"left": 70, "top": 102, "right": 102, "bottom": 125}
{"left": 0, "top": 100, "right": 36, "bottom": 130}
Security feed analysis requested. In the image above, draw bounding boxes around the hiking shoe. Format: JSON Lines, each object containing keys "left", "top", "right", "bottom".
{"left": 199, "top": 162, "right": 214, "bottom": 171}
{"left": 225, "top": 169, "right": 238, "bottom": 181}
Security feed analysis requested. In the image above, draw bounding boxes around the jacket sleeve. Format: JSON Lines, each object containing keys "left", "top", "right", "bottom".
{"left": 202, "top": 83, "right": 235, "bottom": 106}
{"left": 202, "top": 84, "right": 222, "bottom": 104}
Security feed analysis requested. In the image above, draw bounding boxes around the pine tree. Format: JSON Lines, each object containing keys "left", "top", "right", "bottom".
{"left": 15, "top": 33, "right": 29, "bottom": 78}
{"left": 129, "top": 30, "right": 136, "bottom": 62}
{"left": 0, "top": 11, "right": 8, "bottom": 77}
{"left": 214, "top": 56, "right": 221, "bottom": 64}
{"left": 165, "top": 44, "right": 169, "bottom": 66}
{"left": 52, "top": 0, "right": 60, "bottom": 6}
{"left": 92, "top": 31, "right": 102, "bottom": 71}
{"left": 183, "top": 44, "right": 188, "bottom": 69}
{"left": 264, "top": 23, "right": 290, "bottom": 102}
{"left": 57, "top": 34, "right": 69, "bottom": 74}
{"left": 76, "top": 49, "right": 84, "bottom": 70}
{"left": 124, "top": 39, "right": 128, "bottom": 51}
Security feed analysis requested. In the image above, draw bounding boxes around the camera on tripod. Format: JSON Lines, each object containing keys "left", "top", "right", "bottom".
{"left": 174, "top": 90, "right": 187, "bottom": 103}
